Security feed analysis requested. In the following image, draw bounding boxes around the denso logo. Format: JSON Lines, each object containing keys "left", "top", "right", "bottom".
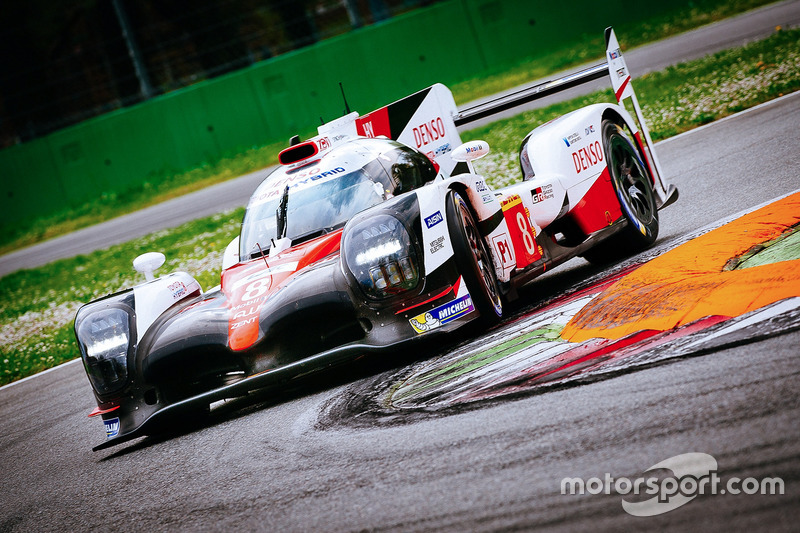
{"left": 425, "top": 211, "right": 443, "bottom": 228}
{"left": 413, "top": 117, "right": 446, "bottom": 148}
{"left": 572, "top": 141, "right": 604, "bottom": 173}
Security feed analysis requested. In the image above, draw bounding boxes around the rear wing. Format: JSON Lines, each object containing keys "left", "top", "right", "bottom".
{"left": 355, "top": 84, "right": 465, "bottom": 179}
{"left": 453, "top": 27, "right": 677, "bottom": 209}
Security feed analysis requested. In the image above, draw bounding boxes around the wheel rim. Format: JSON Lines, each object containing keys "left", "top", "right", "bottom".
{"left": 608, "top": 134, "right": 656, "bottom": 233}
{"left": 458, "top": 200, "right": 502, "bottom": 316}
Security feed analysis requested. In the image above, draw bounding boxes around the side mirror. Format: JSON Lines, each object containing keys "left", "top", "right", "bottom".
{"left": 133, "top": 252, "right": 166, "bottom": 281}
{"left": 451, "top": 140, "right": 490, "bottom": 162}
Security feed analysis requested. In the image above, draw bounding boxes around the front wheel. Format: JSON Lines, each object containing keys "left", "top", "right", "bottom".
{"left": 446, "top": 190, "right": 503, "bottom": 324}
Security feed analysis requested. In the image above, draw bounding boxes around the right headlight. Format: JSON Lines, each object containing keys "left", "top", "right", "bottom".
{"left": 344, "top": 214, "right": 420, "bottom": 299}
{"left": 76, "top": 305, "right": 134, "bottom": 395}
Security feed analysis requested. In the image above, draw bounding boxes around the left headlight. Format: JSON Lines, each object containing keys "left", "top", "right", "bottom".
{"left": 76, "top": 306, "right": 133, "bottom": 395}
{"left": 344, "top": 214, "right": 420, "bottom": 299}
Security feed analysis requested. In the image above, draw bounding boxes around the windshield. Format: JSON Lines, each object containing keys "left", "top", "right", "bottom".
{"left": 239, "top": 138, "right": 435, "bottom": 261}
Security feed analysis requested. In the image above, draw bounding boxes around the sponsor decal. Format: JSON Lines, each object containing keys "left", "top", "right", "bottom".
{"left": 500, "top": 194, "right": 522, "bottom": 210}
{"left": 409, "top": 293, "right": 475, "bottom": 334}
{"left": 617, "top": 67, "right": 626, "bottom": 79}
{"left": 532, "top": 184, "right": 555, "bottom": 204}
{"left": 475, "top": 179, "right": 489, "bottom": 193}
{"left": 362, "top": 122, "right": 375, "bottom": 137}
{"left": 572, "top": 141, "right": 604, "bottom": 173}
{"left": 609, "top": 48, "right": 621, "bottom": 60}
{"left": 491, "top": 233, "right": 516, "bottom": 271}
{"left": 232, "top": 304, "right": 260, "bottom": 321}
{"left": 562, "top": 132, "right": 582, "bottom": 147}
{"left": 231, "top": 316, "right": 258, "bottom": 330}
{"left": 104, "top": 418, "right": 120, "bottom": 439}
{"left": 482, "top": 193, "right": 494, "bottom": 204}
{"left": 317, "top": 137, "right": 330, "bottom": 150}
{"left": 429, "top": 236, "right": 445, "bottom": 254}
{"left": 413, "top": 117, "right": 446, "bottom": 148}
{"left": 585, "top": 125, "right": 595, "bottom": 136}
{"left": 434, "top": 143, "right": 451, "bottom": 156}
{"left": 465, "top": 142, "right": 486, "bottom": 154}
{"left": 168, "top": 280, "right": 187, "bottom": 299}
{"left": 356, "top": 105, "right": 390, "bottom": 139}
{"left": 249, "top": 167, "right": 348, "bottom": 206}
{"left": 425, "top": 211, "right": 444, "bottom": 229}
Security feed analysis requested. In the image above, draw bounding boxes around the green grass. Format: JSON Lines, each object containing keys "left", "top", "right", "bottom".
{"left": 1, "top": 26, "right": 799, "bottom": 386}
{"left": 449, "top": 0, "right": 783, "bottom": 104}
{"left": 0, "top": 137, "right": 297, "bottom": 256}
{"left": 463, "top": 27, "right": 800, "bottom": 189}
{"left": 0, "top": 209, "right": 244, "bottom": 384}
{"left": 0, "top": 0, "right": 782, "bottom": 255}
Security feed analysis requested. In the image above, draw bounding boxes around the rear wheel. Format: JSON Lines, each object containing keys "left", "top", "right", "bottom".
{"left": 583, "top": 120, "right": 659, "bottom": 263}
{"left": 446, "top": 190, "right": 503, "bottom": 323}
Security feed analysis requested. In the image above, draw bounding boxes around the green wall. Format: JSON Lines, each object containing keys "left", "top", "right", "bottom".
{"left": 0, "top": 0, "right": 684, "bottom": 226}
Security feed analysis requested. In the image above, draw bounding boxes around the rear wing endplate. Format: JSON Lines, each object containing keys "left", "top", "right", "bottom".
{"left": 453, "top": 27, "right": 677, "bottom": 209}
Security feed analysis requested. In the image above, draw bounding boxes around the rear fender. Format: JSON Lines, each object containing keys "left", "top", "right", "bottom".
{"left": 521, "top": 103, "right": 632, "bottom": 190}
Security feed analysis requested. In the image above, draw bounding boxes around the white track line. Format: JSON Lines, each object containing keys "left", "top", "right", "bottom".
{"left": 0, "top": 358, "right": 81, "bottom": 392}
{"left": 655, "top": 90, "right": 800, "bottom": 146}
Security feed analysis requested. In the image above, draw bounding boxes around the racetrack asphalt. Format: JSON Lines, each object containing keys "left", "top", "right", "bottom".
{"left": 1, "top": 0, "right": 799, "bottom": 278}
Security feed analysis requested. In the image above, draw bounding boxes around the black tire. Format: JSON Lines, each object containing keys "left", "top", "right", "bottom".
{"left": 445, "top": 190, "right": 503, "bottom": 323}
{"left": 583, "top": 120, "right": 659, "bottom": 263}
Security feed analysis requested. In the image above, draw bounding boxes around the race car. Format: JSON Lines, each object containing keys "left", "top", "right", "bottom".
{"left": 75, "top": 28, "right": 678, "bottom": 450}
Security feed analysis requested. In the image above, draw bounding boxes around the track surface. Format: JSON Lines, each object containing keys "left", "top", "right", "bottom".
{"left": 1, "top": 87, "right": 799, "bottom": 532}
{"left": 1, "top": 0, "right": 799, "bottom": 278}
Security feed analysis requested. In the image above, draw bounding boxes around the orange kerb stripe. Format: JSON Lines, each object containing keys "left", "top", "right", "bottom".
{"left": 561, "top": 191, "right": 800, "bottom": 342}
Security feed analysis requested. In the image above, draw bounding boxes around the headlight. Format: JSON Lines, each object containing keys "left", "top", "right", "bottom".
{"left": 344, "top": 215, "right": 420, "bottom": 299}
{"left": 76, "top": 307, "right": 133, "bottom": 395}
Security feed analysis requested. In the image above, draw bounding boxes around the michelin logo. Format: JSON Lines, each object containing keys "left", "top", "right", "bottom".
{"left": 409, "top": 294, "right": 475, "bottom": 334}
{"left": 104, "top": 418, "right": 120, "bottom": 439}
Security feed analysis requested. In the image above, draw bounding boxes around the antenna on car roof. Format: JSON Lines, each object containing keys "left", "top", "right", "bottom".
{"left": 339, "top": 82, "right": 351, "bottom": 115}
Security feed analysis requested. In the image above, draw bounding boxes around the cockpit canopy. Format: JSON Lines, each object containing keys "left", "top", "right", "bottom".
{"left": 239, "top": 137, "right": 436, "bottom": 261}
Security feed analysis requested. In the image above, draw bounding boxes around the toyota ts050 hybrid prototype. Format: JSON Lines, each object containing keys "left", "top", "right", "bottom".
{"left": 75, "top": 28, "right": 678, "bottom": 450}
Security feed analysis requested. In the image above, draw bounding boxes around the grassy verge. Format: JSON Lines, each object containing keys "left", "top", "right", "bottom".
{"left": 463, "top": 27, "right": 800, "bottom": 188}
{"left": 0, "top": 0, "right": 782, "bottom": 255}
{"left": 0, "top": 138, "right": 296, "bottom": 256}
{"left": 449, "top": 0, "right": 782, "bottom": 104}
{"left": 1, "top": 26, "right": 799, "bottom": 386}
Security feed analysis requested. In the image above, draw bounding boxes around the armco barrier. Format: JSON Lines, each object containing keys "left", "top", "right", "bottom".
{"left": 0, "top": 0, "right": 680, "bottom": 226}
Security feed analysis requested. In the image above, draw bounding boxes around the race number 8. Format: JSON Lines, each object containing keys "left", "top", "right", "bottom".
{"left": 242, "top": 279, "right": 269, "bottom": 301}
{"left": 516, "top": 211, "right": 536, "bottom": 255}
